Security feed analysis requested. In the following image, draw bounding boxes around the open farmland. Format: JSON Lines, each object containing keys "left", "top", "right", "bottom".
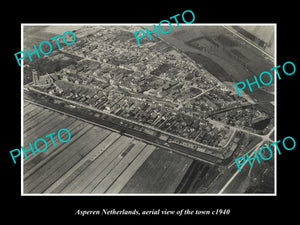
{"left": 175, "top": 161, "right": 220, "bottom": 193}
{"left": 120, "top": 148, "right": 193, "bottom": 193}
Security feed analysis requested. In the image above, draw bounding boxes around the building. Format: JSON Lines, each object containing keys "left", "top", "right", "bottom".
{"left": 32, "top": 69, "right": 39, "bottom": 85}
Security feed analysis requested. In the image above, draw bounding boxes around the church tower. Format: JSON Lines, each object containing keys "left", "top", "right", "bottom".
{"left": 32, "top": 69, "right": 39, "bottom": 85}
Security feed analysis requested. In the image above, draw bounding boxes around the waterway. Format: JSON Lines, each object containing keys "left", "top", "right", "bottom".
{"left": 252, "top": 118, "right": 271, "bottom": 130}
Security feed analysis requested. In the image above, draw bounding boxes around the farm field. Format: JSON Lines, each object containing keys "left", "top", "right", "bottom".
{"left": 120, "top": 148, "right": 193, "bottom": 193}
{"left": 175, "top": 161, "right": 220, "bottom": 193}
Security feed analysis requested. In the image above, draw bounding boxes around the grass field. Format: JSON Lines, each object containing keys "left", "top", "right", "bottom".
{"left": 175, "top": 160, "right": 220, "bottom": 193}
{"left": 120, "top": 148, "right": 193, "bottom": 193}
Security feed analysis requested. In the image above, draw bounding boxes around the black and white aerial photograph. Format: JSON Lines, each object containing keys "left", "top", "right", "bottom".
{"left": 5, "top": 2, "right": 300, "bottom": 224}
{"left": 22, "top": 24, "right": 275, "bottom": 194}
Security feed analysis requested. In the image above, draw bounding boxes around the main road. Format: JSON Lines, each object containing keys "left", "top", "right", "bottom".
{"left": 218, "top": 139, "right": 265, "bottom": 193}
{"left": 223, "top": 26, "right": 274, "bottom": 60}
{"left": 208, "top": 118, "right": 273, "bottom": 143}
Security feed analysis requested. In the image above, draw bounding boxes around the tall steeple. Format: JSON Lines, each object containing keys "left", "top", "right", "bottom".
{"left": 32, "top": 69, "right": 39, "bottom": 85}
